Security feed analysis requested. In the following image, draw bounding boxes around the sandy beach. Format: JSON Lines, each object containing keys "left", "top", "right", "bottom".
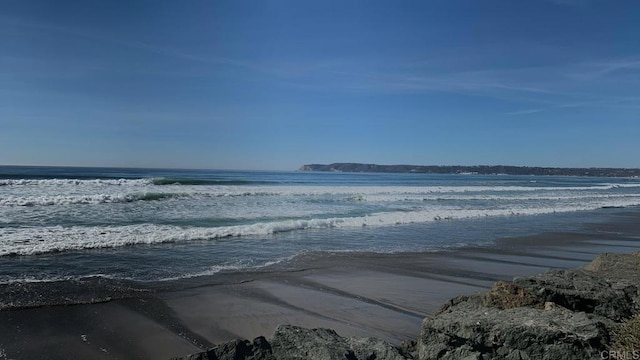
{"left": 1, "top": 208, "right": 640, "bottom": 359}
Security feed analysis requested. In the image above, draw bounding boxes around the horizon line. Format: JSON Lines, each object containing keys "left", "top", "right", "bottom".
{"left": 2, "top": 162, "right": 640, "bottom": 172}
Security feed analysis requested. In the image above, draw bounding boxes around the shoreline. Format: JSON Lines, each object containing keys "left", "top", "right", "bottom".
{"left": 300, "top": 163, "right": 640, "bottom": 177}
{"left": 1, "top": 208, "right": 640, "bottom": 358}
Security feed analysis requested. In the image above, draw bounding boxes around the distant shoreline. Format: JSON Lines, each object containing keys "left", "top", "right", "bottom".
{"left": 300, "top": 163, "right": 640, "bottom": 178}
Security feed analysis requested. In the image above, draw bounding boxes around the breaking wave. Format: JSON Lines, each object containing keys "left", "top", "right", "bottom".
{"left": 0, "top": 192, "right": 192, "bottom": 206}
{"left": 3, "top": 198, "right": 640, "bottom": 257}
{"left": 0, "top": 178, "right": 152, "bottom": 187}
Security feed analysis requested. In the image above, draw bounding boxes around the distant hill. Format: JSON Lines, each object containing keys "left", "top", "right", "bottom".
{"left": 299, "top": 163, "right": 640, "bottom": 178}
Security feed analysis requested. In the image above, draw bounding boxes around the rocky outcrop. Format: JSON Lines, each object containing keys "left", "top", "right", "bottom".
{"left": 417, "top": 252, "right": 640, "bottom": 359}
{"left": 270, "top": 325, "right": 406, "bottom": 360}
{"left": 419, "top": 297, "right": 613, "bottom": 359}
{"left": 172, "top": 325, "right": 407, "bottom": 360}
{"left": 174, "top": 252, "right": 640, "bottom": 360}
{"left": 175, "top": 337, "right": 273, "bottom": 360}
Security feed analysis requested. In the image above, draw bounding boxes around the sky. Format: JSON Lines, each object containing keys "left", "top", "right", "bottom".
{"left": 1, "top": 0, "right": 639, "bottom": 170}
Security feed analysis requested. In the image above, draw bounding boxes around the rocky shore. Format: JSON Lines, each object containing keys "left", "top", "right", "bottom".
{"left": 173, "top": 252, "right": 640, "bottom": 360}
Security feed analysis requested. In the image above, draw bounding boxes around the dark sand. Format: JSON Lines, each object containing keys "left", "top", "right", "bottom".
{"left": 2, "top": 208, "right": 640, "bottom": 359}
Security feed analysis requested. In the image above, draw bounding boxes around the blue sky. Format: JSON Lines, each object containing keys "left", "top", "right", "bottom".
{"left": 1, "top": 0, "right": 639, "bottom": 170}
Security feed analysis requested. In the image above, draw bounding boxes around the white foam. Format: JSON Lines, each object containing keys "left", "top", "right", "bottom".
{"left": 2, "top": 177, "right": 640, "bottom": 211}
{"left": 155, "top": 258, "right": 289, "bottom": 282}
{"left": 2, "top": 187, "right": 638, "bottom": 207}
{"left": 602, "top": 183, "right": 640, "bottom": 188}
{"left": 0, "top": 257, "right": 291, "bottom": 283}
{"left": 2, "top": 178, "right": 638, "bottom": 194}
{"left": 0, "top": 192, "right": 191, "bottom": 206}
{"left": 2, "top": 194, "right": 640, "bottom": 257}
{"left": 0, "top": 275, "right": 78, "bottom": 284}
{"left": 362, "top": 193, "right": 640, "bottom": 202}
{"left": 205, "top": 183, "right": 640, "bottom": 199}
{"left": 0, "top": 178, "right": 152, "bottom": 187}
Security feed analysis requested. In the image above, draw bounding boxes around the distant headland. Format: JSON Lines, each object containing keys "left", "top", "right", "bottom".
{"left": 299, "top": 163, "right": 640, "bottom": 178}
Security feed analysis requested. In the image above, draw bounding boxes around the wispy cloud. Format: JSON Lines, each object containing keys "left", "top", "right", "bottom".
{"left": 506, "top": 108, "right": 547, "bottom": 116}
{"left": 507, "top": 96, "right": 640, "bottom": 116}
{"left": 4, "top": 14, "right": 639, "bottom": 117}
{"left": 0, "top": 14, "right": 564, "bottom": 101}
{"left": 293, "top": 65, "right": 582, "bottom": 109}
{"left": 566, "top": 59, "right": 640, "bottom": 80}
{"left": 0, "top": 15, "right": 256, "bottom": 70}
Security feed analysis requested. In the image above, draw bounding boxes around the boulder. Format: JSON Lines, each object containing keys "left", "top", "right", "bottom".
{"left": 513, "top": 268, "right": 639, "bottom": 321}
{"left": 416, "top": 252, "right": 640, "bottom": 359}
{"left": 418, "top": 299, "right": 612, "bottom": 359}
{"left": 172, "top": 325, "right": 406, "bottom": 360}
{"left": 270, "top": 325, "right": 406, "bottom": 360}
{"left": 171, "top": 337, "right": 274, "bottom": 360}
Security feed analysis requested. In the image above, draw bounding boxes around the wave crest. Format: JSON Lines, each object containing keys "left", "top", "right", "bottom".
{"left": 3, "top": 198, "right": 640, "bottom": 256}
{"left": 0, "top": 192, "right": 190, "bottom": 206}
{"left": 0, "top": 178, "right": 152, "bottom": 186}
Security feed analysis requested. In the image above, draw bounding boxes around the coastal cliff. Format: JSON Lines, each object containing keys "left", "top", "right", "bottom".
{"left": 300, "top": 163, "right": 640, "bottom": 177}
{"left": 173, "top": 252, "right": 640, "bottom": 360}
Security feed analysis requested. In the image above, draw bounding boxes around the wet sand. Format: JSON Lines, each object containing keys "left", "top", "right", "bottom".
{"left": 1, "top": 208, "right": 640, "bottom": 359}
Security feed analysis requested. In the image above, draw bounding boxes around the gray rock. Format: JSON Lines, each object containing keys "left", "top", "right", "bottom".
{"left": 173, "top": 325, "right": 406, "bottom": 360}
{"left": 514, "top": 268, "right": 639, "bottom": 321}
{"left": 171, "top": 337, "right": 274, "bottom": 360}
{"left": 582, "top": 252, "right": 640, "bottom": 278}
{"left": 436, "top": 252, "right": 640, "bottom": 321}
{"left": 513, "top": 252, "right": 640, "bottom": 321}
{"left": 416, "top": 252, "right": 640, "bottom": 360}
{"left": 418, "top": 301, "right": 611, "bottom": 360}
{"left": 270, "top": 325, "right": 406, "bottom": 360}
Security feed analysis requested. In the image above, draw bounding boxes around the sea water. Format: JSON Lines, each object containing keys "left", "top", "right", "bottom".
{"left": 1, "top": 165, "right": 640, "bottom": 283}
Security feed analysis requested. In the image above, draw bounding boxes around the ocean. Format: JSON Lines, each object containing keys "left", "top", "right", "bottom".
{"left": 1, "top": 165, "right": 640, "bottom": 284}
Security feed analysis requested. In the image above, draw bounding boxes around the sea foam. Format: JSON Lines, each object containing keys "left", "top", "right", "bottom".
{"left": 0, "top": 178, "right": 152, "bottom": 187}
{"left": 2, "top": 196, "right": 640, "bottom": 257}
{"left": 0, "top": 192, "right": 192, "bottom": 206}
